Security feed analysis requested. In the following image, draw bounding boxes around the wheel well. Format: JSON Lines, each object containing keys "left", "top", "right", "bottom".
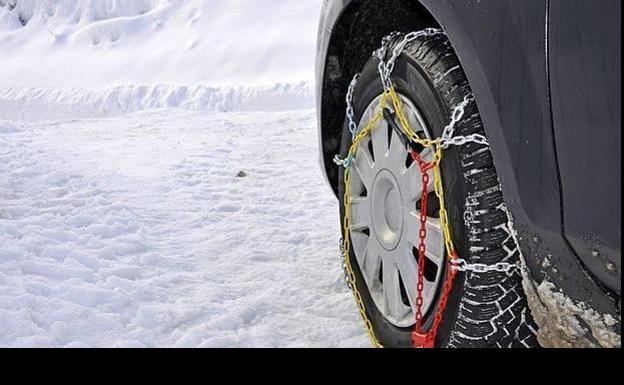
{"left": 320, "top": 0, "right": 440, "bottom": 196}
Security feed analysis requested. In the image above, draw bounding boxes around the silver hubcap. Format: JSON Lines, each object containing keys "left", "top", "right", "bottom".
{"left": 349, "top": 94, "right": 445, "bottom": 328}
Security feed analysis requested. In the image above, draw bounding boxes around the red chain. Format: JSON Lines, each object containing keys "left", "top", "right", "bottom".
{"left": 411, "top": 151, "right": 433, "bottom": 330}
{"left": 410, "top": 150, "right": 459, "bottom": 349}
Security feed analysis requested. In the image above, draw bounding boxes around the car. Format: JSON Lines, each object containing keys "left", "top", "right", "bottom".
{"left": 316, "top": 0, "right": 621, "bottom": 348}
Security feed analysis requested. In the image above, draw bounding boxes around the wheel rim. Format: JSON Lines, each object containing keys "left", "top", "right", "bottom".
{"left": 349, "top": 94, "right": 445, "bottom": 328}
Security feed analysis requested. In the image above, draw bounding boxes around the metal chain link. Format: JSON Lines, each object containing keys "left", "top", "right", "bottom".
{"left": 333, "top": 154, "right": 353, "bottom": 168}
{"left": 440, "top": 95, "right": 471, "bottom": 143}
{"left": 452, "top": 259, "right": 519, "bottom": 273}
{"left": 338, "top": 239, "right": 355, "bottom": 291}
{"left": 439, "top": 96, "right": 488, "bottom": 149}
{"left": 346, "top": 74, "right": 360, "bottom": 137}
{"left": 443, "top": 133, "right": 489, "bottom": 148}
{"left": 377, "top": 29, "right": 443, "bottom": 91}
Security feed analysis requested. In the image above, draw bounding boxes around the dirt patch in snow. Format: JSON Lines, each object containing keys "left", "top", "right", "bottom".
{"left": 520, "top": 263, "right": 621, "bottom": 348}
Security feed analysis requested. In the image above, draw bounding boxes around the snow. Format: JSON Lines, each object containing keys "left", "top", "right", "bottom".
{"left": 0, "top": 109, "right": 369, "bottom": 348}
{"left": 0, "top": 0, "right": 320, "bottom": 87}
{"left": 0, "top": 83, "right": 313, "bottom": 121}
{"left": 0, "top": 1, "right": 371, "bottom": 347}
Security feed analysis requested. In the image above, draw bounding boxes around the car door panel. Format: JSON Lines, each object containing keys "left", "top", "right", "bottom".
{"left": 549, "top": 0, "right": 621, "bottom": 294}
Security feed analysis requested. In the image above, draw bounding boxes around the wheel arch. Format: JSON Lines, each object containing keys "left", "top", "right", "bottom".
{"left": 318, "top": 0, "right": 440, "bottom": 197}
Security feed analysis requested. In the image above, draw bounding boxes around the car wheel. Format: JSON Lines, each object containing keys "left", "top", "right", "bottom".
{"left": 338, "top": 32, "right": 540, "bottom": 348}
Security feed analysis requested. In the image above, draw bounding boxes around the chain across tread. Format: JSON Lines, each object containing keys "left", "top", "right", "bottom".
{"left": 404, "top": 36, "right": 539, "bottom": 348}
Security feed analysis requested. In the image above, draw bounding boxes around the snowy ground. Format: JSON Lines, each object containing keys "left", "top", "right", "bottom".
{"left": 0, "top": 111, "right": 370, "bottom": 347}
{"left": 0, "top": 0, "right": 372, "bottom": 347}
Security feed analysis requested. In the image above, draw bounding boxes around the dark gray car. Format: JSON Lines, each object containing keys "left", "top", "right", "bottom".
{"left": 316, "top": 0, "right": 620, "bottom": 348}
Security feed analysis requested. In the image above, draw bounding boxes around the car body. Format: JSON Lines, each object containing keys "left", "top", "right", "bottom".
{"left": 316, "top": 0, "right": 620, "bottom": 346}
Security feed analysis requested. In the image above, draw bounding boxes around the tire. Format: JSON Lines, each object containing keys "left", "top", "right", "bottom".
{"left": 338, "top": 33, "right": 540, "bottom": 348}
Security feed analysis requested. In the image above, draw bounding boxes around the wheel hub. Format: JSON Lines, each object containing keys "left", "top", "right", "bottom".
{"left": 348, "top": 94, "right": 446, "bottom": 328}
{"left": 371, "top": 169, "right": 403, "bottom": 251}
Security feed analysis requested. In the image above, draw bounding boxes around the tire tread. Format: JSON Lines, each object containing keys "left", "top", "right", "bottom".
{"left": 402, "top": 35, "right": 540, "bottom": 348}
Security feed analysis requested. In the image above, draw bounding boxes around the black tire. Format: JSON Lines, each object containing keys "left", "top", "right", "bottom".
{"left": 338, "top": 33, "right": 540, "bottom": 348}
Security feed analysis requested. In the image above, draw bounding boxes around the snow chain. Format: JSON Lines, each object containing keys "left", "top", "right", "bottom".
{"left": 335, "top": 30, "right": 517, "bottom": 349}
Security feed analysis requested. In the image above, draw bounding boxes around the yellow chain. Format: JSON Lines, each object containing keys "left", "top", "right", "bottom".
{"left": 341, "top": 88, "right": 458, "bottom": 348}
{"left": 342, "top": 105, "right": 385, "bottom": 348}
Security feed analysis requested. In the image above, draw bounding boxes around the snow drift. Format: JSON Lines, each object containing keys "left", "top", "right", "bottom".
{"left": 0, "top": 82, "right": 313, "bottom": 121}
{"left": 0, "top": 0, "right": 321, "bottom": 118}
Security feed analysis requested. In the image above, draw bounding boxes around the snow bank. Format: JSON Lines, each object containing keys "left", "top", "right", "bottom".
{"left": 0, "top": 82, "right": 314, "bottom": 121}
{"left": 0, "top": 0, "right": 322, "bottom": 87}
{"left": 0, "top": 0, "right": 321, "bottom": 117}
